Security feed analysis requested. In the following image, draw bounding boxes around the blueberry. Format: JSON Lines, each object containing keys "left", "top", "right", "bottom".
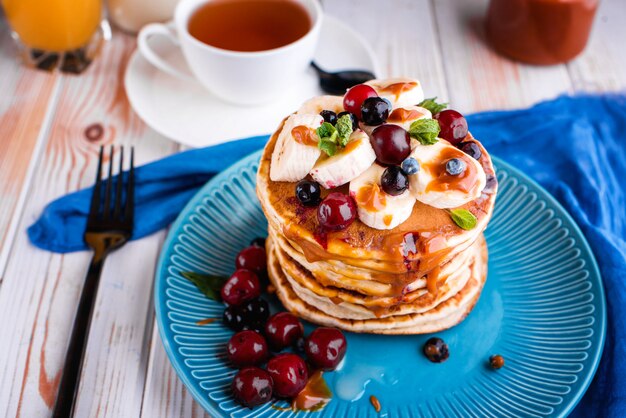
{"left": 320, "top": 110, "right": 337, "bottom": 125}
{"left": 382, "top": 97, "right": 393, "bottom": 109}
{"left": 423, "top": 337, "right": 449, "bottom": 363}
{"left": 295, "top": 180, "right": 321, "bottom": 207}
{"left": 401, "top": 157, "right": 420, "bottom": 175}
{"left": 223, "top": 306, "right": 246, "bottom": 331}
{"left": 445, "top": 158, "right": 466, "bottom": 176}
{"left": 381, "top": 166, "right": 408, "bottom": 196}
{"left": 459, "top": 142, "right": 482, "bottom": 160}
{"left": 250, "top": 237, "right": 266, "bottom": 247}
{"left": 337, "top": 111, "right": 359, "bottom": 130}
{"left": 240, "top": 297, "right": 270, "bottom": 331}
{"left": 361, "top": 97, "right": 390, "bottom": 126}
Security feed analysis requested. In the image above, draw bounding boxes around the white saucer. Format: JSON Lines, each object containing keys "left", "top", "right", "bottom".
{"left": 124, "top": 16, "right": 379, "bottom": 148}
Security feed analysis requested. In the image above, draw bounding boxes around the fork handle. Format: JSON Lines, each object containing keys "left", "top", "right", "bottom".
{"left": 52, "top": 253, "right": 105, "bottom": 418}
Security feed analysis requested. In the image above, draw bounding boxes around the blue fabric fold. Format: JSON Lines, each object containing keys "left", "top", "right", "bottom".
{"left": 27, "top": 94, "right": 626, "bottom": 416}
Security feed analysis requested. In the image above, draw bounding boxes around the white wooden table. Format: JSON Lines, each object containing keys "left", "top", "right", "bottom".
{"left": 0, "top": 1, "right": 624, "bottom": 416}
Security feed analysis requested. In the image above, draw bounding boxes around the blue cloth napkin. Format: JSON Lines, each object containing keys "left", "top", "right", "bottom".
{"left": 28, "top": 94, "right": 626, "bottom": 416}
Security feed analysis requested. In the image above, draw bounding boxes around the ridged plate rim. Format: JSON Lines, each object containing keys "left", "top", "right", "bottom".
{"left": 155, "top": 149, "right": 606, "bottom": 418}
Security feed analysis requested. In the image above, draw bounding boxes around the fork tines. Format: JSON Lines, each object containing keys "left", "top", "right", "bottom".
{"left": 87, "top": 146, "right": 134, "bottom": 231}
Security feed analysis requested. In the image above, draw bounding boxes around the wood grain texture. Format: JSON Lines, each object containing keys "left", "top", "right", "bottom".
{"left": 324, "top": 0, "right": 449, "bottom": 101}
{"left": 141, "top": 323, "right": 211, "bottom": 418}
{"left": 0, "top": 20, "right": 60, "bottom": 276}
{"left": 568, "top": 0, "right": 626, "bottom": 92}
{"left": 0, "top": 33, "right": 178, "bottom": 418}
{"left": 432, "top": 0, "right": 573, "bottom": 113}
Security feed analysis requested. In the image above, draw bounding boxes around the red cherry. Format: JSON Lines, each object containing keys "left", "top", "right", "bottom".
{"left": 434, "top": 109, "right": 468, "bottom": 145}
{"left": 265, "top": 312, "right": 304, "bottom": 351}
{"left": 305, "top": 327, "right": 347, "bottom": 370}
{"left": 266, "top": 353, "right": 308, "bottom": 398}
{"left": 221, "top": 269, "right": 260, "bottom": 306}
{"left": 236, "top": 245, "right": 267, "bottom": 275}
{"left": 370, "top": 125, "right": 411, "bottom": 165}
{"left": 227, "top": 330, "right": 269, "bottom": 368}
{"left": 317, "top": 193, "right": 357, "bottom": 231}
{"left": 343, "top": 84, "right": 378, "bottom": 119}
{"left": 232, "top": 367, "right": 273, "bottom": 407}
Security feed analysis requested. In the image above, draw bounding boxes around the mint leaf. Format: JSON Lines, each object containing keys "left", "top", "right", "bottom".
{"left": 335, "top": 114, "right": 354, "bottom": 147}
{"left": 449, "top": 209, "right": 477, "bottom": 230}
{"left": 418, "top": 97, "right": 448, "bottom": 115}
{"left": 318, "top": 139, "right": 337, "bottom": 156}
{"left": 409, "top": 119, "right": 440, "bottom": 145}
{"left": 316, "top": 122, "right": 338, "bottom": 144}
{"left": 181, "top": 272, "right": 227, "bottom": 301}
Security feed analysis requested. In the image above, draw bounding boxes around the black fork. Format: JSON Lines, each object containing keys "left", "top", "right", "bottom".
{"left": 52, "top": 146, "right": 135, "bottom": 418}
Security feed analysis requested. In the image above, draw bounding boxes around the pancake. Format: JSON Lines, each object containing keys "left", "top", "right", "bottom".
{"left": 266, "top": 235, "right": 487, "bottom": 334}
{"left": 256, "top": 121, "right": 497, "bottom": 279}
{"left": 273, "top": 236, "right": 484, "bottom": 319}
{"left": 256, "top": 83, "right": 497, "bottom": 334}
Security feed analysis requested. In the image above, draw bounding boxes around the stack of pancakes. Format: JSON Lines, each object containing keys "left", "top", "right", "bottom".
{"left": 257, "top": 118, "right": 497, "bottom": 335}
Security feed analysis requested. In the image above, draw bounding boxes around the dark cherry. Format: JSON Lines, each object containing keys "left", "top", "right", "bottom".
{"left": 305, "top": 327, "right": 347, "bottom": 370}
{"left": 317, "top": 192, "right": 357, "bottom": 231}
{"left": 370, "top": 125, "right": 411, "bottom": 165}
{"left": 266, "top": 353, "right": 308, "bottom": 398}
{"left": 489, "top": 354, "right": 505, "bottom": 370}
{"left": 360, "top": 97, "right": 390, "bottom": 126}
{"left": 240, "top": 297, "right": 270, "bottom": 331}
{"left": 320, "top": 110, "right": 338, "bottom": 125}
{"left": 337, "top": 111, "right": 359, "bottom": 130}
{"left": 227, "top": 330, "right": 269, "bottom": 368}
{"left": 423, "top": 337, "right": 449, "bottom": 363}
{"left": 343, "top": 84, "right": 378, "bottom": 119}
{"left": 235, "top": 246, "right": 267, "bottom": 275}
{"left": 232, "top": 367, "right": 273, "bottom": 407}
{"left": 265, "top": 312, "right": 304, "bottom": 351}
{"left": 223, "top": 305, "right": 246, "bottom": 331}
{"left": 381, "top": 166, "right": 409, "bottom": 196}
{"left": 250, "top": 237, "right": 266, "bottom": 248}
{"left": 295, "top": 180, "right": 322, "bottom": 207}
{"left": 434, "top": 109, "right": 468, "bottom": 145}
{"left": 221, "top": 269, "right": 260, "bottom": 306}
{"left": 459, "top": 141, "right": 482, "bottom": 160}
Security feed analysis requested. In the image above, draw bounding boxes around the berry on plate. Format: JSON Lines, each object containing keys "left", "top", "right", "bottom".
{"left": 305, "top": 327, "right": 347, "bottom": 370}
{"left": 232, "top": 367, "right": 273, "bottom": 407}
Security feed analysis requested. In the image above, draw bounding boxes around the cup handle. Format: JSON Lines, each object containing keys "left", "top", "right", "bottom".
{"left": 138, "top": 23, "right": 196, "bottom": 82}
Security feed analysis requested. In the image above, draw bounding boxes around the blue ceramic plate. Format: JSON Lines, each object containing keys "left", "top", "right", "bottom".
{"left": 155, "top": 150, "right": 606, "bottom": 418}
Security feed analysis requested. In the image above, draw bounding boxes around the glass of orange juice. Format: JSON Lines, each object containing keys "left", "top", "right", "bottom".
{"left": 2, "top": 0, "right": 110, "bottom": 73}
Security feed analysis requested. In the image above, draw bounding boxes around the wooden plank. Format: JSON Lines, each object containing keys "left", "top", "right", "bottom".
{"left": 324, "top": 0, "right": 449, "bottom": 100}
{"left": 567, "top": 0, "right": 626, "bottom": 91}
{"left": 0, "top": 32, "right": 179, "bottom": 417}
{"left": 140, "top": 323, "right": 211, "bottom": 418}
{"left": 0, "top": 19, "right": 60, "bottom": 276}
{"left": 431, "top": 0, "right": 573, "bottom": 113}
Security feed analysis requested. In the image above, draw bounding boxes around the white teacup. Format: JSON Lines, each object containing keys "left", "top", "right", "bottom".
{"left": 138, "top": 0, "right": 322, "bottom": 105}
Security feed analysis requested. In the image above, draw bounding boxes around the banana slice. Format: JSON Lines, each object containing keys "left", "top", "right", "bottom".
{"left": 386, "top": 105, "right": 432, "bottom": 131}
{"left": 270, "top": 113, "right": 323, "bottom": 182}
{"left": 297, "top": 95, "right": 344, "bottom": 115}
{"left": 365, "top": 78, "right": 424, "bottom": 108}
{"left": 310, "top": 130, "right": 376, "bottom": 189}
{"left": 408, "top": 140, "right": 486, "bottom": 209}
{"left": 349, "top": 164, "right": 415, "bottom": 230}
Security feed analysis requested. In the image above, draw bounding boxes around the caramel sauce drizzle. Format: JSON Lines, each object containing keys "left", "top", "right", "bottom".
{"left": 370, "top": 395, "right": 382, "bottom": 412}
{"left": 195, "top": 318, "right": 216, "bottom": 326}
{"left": 422, "top": 147, "right": 477, "bottom": 193}
{"left": 378, "top": 81, "right": 418, "bottom": 100}
{"left": 291, "top": 125, "right": 318, "bottom": 146}
{"left": 387, "top": 107, "right": 425, "bottom": 123}
{"left": 355, "top": 183, "right": 386, "bottom": 212}
{"left": 291, "top": 370, "right": 332, "bottom": 411}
